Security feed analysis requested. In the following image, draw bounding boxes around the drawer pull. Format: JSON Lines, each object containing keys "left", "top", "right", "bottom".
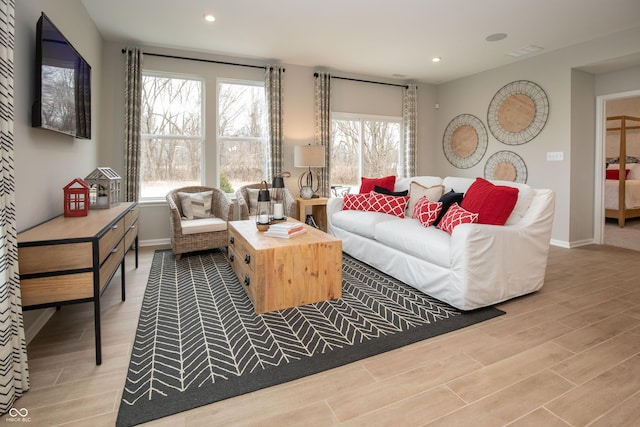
{"left": 129, "top": 225, "right": 136, "bottom": 230}
{"left": 230, "top": 236, "right": 235, "bottom": 245}
{"left": 111, "top": 247, "right": 119, "bottom": 254}
{"left": 112, "top": 224, "right": 119, "bottom": 230}
{"left": 244, "top": 275, "right": 250, "bottom": 287}
{"left": 229, "top": 253, "right": 234, "bottom": 262}
{"left": 244, "top": 254, "right": 251, "bottom": 264}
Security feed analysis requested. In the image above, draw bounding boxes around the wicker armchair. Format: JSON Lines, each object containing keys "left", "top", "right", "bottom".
{"left": 236, "top": 183, "right": 297, "bottom": 220}
{"left": 166, "top": 186, "right": 234, "bottom": 260}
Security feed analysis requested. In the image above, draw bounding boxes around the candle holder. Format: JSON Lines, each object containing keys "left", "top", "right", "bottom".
{"left": 256, "top": 180, "right": 271, "bottom": 231}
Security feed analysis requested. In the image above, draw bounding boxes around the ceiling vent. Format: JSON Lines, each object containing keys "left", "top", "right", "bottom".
{"left": 506, "top": 45, "right": 544, "bottom": 57}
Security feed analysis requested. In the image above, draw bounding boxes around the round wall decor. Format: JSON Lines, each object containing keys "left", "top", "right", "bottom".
{"left": 487, "top": 80, "right": 549, "bottom": 145}
{"left": 484, "top": 150, "right": 528, "bottom": 183}
{"left": 443, "top": 114, "right": 488, "bottom": 168}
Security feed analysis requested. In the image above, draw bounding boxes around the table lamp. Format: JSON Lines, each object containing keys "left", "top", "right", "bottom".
{"left": 294, "top": 144, "right": 325, "bottom": 199}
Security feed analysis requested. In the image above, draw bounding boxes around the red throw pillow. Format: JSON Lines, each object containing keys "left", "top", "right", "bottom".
{"left": 412, "top": 196, "right": 443, "bottom": 227}
{"left": 367, "top": 192, "right": 409, "bottom": 218}
{"left": 606, "top": 169, "right": 630, "bottom": 180}
{"left": 342, "top": 193, "right": 371, "bottom": 211}
{"left": 460, "top": 177, "right": 519, "bottom": 225}
{"left": 359, "top": 175, "right": 396, "bottom": 194}
{"left": 437, "top": 203, "right": 478, "bottom": 234}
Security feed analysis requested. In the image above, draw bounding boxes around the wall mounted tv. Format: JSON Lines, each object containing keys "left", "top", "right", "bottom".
{"left": 32, "top": 13, "right": 91, "bottom": 139}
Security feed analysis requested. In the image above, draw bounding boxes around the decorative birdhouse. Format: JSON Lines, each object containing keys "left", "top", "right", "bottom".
{"left": 85, "top": 167, "right": 122, "bottom": 209}
{"left": 63, "top": 178, "right": 90, "bottom": 217}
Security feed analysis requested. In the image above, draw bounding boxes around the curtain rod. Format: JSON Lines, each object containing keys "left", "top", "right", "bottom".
{"left": 121, "top": 49, "right": 285, "bottom": 71}
{"left": 314, "top": 72, "right": 408, "bottom": 88}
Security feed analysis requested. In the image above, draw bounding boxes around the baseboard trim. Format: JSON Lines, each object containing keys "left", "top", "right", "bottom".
{"left": 140, "top": 238, "right": 170, "bottom": 247}
{"left": 551, "top": 238, "right": 596, "bottom": 248}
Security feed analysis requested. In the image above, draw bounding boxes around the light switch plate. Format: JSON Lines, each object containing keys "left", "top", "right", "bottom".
{"left": 547, "top": 152, "right": 564, "bottom": 161}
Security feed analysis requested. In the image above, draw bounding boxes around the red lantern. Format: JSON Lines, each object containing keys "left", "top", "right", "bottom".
{"left": 63, "top": 178, "right": 90, "bottom": 217}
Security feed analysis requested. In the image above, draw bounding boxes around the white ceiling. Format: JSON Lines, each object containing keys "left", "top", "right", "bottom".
{"left": 81, "top": 0, "right": 640, "bottom": 84}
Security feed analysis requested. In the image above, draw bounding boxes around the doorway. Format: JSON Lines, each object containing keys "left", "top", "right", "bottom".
{"left": 595, "top": 90, "right": 640, "bottom": 251}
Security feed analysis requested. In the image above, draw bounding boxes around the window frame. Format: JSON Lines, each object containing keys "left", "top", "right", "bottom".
{"left": 331, "top": 112, "right": 404, "bottom": 190}
{"left": 139, "top": 70, "right": 206, "bottom": 202}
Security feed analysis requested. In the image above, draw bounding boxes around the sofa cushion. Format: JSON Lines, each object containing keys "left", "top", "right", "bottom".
{"left": 360, "top": 175, "right": 396, "bottom": 194}
{"left": 461, "top": 177, "right": 519, "bottom": 225}
{"left": 375, "top": 218, "right": 451, "bottom": 268}
{"left": 181, "top": 217, "right": 227, "bottom": 235}
{"left": 406, "top": 181, "right": 445, "bottom": 217}
{"left": 178, "top": 191, "right": 213, "bottom": 219}
{"left": 367, "top": 192, "right": 410, "bottom": 218}
{"left": 412, "top": 196, "right": 443, "bottom": 227}
{"left": 343, "top": 193, "right": 371, "bottom": 211}
{"left": 434, "top": 190, "right": 464, "bottom": 226}
{"left": 374, "top": 185, "right": 408, "bottom": 196}
{"left": 332, "top": 209, "right": 402, "bottom": 239}
{"left": 437, "top": 202, "right": 478, "bottom": 234}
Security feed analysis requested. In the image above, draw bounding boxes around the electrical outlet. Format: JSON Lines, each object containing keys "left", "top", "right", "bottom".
{"left": 547, "top": 152, "right": 564, "bottom": 161}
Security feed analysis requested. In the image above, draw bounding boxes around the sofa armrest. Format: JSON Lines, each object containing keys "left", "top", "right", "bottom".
{"left": 326, "top": 197, "right": 344, "bottom": 228}
{"left": 449, "top": 189, "right": 555, "bottom": 305}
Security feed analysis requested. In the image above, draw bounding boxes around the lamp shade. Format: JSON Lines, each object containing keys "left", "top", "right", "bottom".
{"left": 294, "top": 144, "right": 326, "bottom": 168}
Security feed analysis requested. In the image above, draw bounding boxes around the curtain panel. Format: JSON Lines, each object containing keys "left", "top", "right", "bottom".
{"left": 265, "top": 65, "right": 284, "bottom": 180}
{"left": 402, "top": 84, "right": 417, "bottom": 177}
{"left": 314, "top": 72, "right": 332, "bottom": 197}
{"left": 0, "top": 0, "right": 30, "bottom": 413}
{"left": 124, "top": 48, "right": 143, "bottom": 202}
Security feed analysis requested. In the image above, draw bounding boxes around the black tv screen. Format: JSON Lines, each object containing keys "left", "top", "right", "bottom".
{"left": 32, "top": 13, "right": 91, "bottom": 139}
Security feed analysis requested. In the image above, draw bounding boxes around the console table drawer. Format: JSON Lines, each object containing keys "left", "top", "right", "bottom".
{"left": 99, "top": 218, "right": 125, "bottom": 263}
{"left": 100, "top": 240, "right": 124, "bottom": 291}
{"left": 18, "top": 242, "right": 93, "bottom": 274}
{"left": 20, "top": 272, "right": 94, "bottom": 306}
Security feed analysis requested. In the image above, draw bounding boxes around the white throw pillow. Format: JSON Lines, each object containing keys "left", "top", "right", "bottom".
{"left": 178, "top": 191, "right": 213, "bottom": 220}
{"left": 406, "top": 181, "right": 445, "bottom": 217}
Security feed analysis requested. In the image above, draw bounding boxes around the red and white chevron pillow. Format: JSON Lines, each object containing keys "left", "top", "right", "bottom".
{"left": 367, "top": 191, "right": 410, "bottom": 218}
{"left": 342, "top": 193, "right": 371, "bottom": 211}
{"left": 412, "top": 196, "right": 443, "bottom": 227}
{"left": 437, "top": 202, "right": 478, "bottom": 234}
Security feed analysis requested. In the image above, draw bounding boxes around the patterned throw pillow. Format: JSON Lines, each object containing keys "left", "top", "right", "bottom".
{"left": 406, "top": 182, "right": 445, "bottom": 217}
{"left": 412, "top": 196, "right": 443, "bottom": 227}
{"left": 367, "top": 192, "right": 410, "bottom": 218}
{"left": 437, "top": 202, "right": 478, "bottom": 234}
{"left": 178, "top": 191, "right": 214, "bottom": 219}
{"left": 342, "top": 193, "right": 371, "bottom": 211}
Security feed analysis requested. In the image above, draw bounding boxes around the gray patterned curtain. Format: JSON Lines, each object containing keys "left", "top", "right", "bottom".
{"left": 402, "top": 84, "right": 417, "bottom": 177}
{"left": 314, "top": 72, "right": 331, "bottom": 197}
{"left": 124, "top": 48, "right": 143, "bottom": 202}
{"left": 0, "top": 0, "right": 30, "bottom": 412}
{"left": 265, "top": 65, "right": 284, "bottom": 180}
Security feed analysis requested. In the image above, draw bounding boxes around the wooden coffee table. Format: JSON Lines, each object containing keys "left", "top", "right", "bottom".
{"left": 227, "top": 220, "right": 342, "bottom": 313}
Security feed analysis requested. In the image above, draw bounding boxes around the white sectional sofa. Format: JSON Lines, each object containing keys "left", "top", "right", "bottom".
{"left": 327, "top": 176, "right": 555, "bottom": 310}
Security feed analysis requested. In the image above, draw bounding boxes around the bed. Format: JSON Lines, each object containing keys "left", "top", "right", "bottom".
{"left": 605, "top": 115, "right": 640, "bottom": 227}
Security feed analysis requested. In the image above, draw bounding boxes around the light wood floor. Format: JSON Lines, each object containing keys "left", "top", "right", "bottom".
{"left": 15, "top": 243, "right": 640, "bottom": 426}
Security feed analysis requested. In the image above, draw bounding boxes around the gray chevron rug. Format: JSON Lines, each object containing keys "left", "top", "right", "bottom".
{"left": 116, "top": 249, "right": 504, "bottom": 426}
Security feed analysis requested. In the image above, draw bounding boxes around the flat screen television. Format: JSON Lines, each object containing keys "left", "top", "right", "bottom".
{"left": 32, "top": 13, "right": 91, "bottom": 139}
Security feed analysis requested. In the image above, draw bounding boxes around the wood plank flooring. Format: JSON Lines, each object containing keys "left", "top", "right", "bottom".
{"left": 15, "top": 243, "right": 640, "bottom": 426}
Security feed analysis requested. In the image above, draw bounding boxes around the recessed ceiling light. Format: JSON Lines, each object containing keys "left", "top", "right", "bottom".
{"left": 486, "top": 33, "right": 507, "bottom": 42}
{"left": 204, "top": 13, "right": 216, "bottom": 22}
{"left": 432, "top": 57, "right": 441, "bottom": 63}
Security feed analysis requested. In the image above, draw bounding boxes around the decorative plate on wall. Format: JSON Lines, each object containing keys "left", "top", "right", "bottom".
{"left": 487, "top": 80, "right": 549, "bottom": 145}
{"left": 484, "top": 150, "right": 528, "bottom": 183}
{"left": 443, "top": 114, "right": 488, "bottom": 168}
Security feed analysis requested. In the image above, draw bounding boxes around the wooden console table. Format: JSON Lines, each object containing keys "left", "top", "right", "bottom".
{"left": 17, "top": 202, "right": 139, "bottom": 365}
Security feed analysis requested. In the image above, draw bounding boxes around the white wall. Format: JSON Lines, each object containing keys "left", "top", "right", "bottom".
{"left": 15, "top": 0, "right": 102, "bottom": 231}
{"left": 433, "top": 28, "right": 640, "bottom": 246}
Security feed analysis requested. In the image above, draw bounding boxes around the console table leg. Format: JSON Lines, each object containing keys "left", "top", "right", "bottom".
{"left": 121, "top": 259, "right": 126, "bottom": 301}
{"left": 94, "top": 298, "right": 102, "bottom": 365}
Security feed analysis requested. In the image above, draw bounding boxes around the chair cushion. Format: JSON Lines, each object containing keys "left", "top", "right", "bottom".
{"left": 178, "top": 191, "right": 213, "bottom": 219}
{"left": 181, "top": 217, "right": 227, "bottom": 235}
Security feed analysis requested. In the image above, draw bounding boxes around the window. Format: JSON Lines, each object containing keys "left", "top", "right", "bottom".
{"left": 140, "top": 73, "right": 204, "bottom": 200}
{"left": 331, "top": 113, "right": 402, "bottom": 192}
{"left": 217, "top": 80, "right": 267, "bottom": 193}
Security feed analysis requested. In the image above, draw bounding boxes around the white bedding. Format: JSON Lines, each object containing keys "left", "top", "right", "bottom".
{"left": 605, "top": 179, "right": 640, "bottom": 210}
